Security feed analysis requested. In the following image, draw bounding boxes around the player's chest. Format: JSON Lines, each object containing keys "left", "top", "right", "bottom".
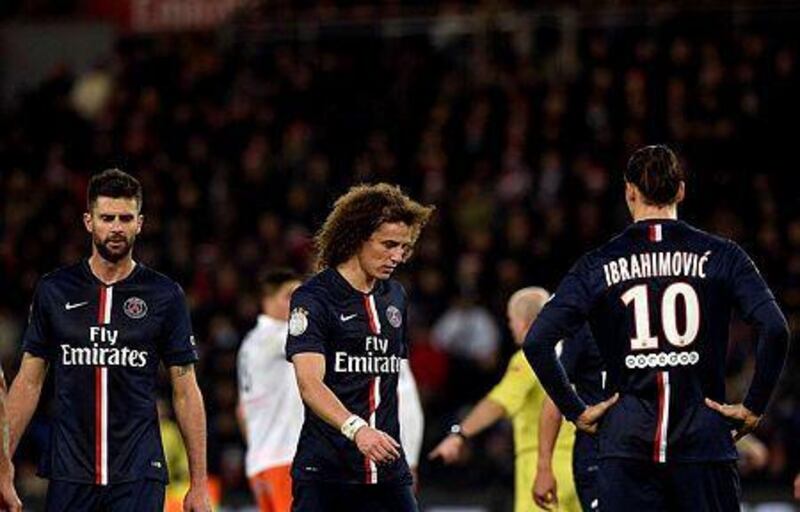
{"left": 49, "top": 283, "right": 163, "bottom": 349}
{"left": 325, "top": 295, "right": 404, "bottom": 356}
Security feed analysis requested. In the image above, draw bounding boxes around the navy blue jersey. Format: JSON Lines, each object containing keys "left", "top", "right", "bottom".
{"left": 22, "top": 260, "right": 198, "bottom": 485}
{"left": 559, "top": 325, "right": 606, "bottom": 408}
{"left": 285, "top": 268, "right": 412, "bottom": 485}
{"left": 525, "top": 219, "right": 789, "bottom": 463}
{"left": 559, "top": 325, "right": 606, "bottom": 462}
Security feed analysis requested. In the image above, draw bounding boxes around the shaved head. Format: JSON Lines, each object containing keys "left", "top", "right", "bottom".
{"left": 507, "top": 287, "right": 550, "bottom": 344}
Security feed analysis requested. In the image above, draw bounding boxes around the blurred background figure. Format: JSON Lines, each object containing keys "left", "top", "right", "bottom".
{"left": 398, "top": 360, "right": 425, "bottom": 491}
{"left": 160, "top": 399, "right": 222, "bottom": 512}
{"left": 237, "top": 270, "right": 302, "bottom": 512}
{"left": 429, "top": 287, "right": 580, "bottom": 512}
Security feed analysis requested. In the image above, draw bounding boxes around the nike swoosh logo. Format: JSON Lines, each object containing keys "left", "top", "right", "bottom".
{"left": 340, "top": 313, "right": 357, "bottom": 322}
{"left": 65, "top": 301, "right": 89, "bottom": 310}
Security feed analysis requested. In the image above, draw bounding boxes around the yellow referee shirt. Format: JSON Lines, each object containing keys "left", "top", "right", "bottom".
{"left": 488, "top": 350, "right": 580, "bottom": 512}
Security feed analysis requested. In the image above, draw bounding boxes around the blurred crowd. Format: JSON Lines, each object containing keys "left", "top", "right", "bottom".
{"left": 1, "top": 4, "right": 799, "bottom": 506}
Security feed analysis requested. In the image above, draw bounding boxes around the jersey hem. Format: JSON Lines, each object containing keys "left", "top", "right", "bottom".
{"left": 22, "top": 346, "right": 50, "bottom": 360}
{"left": 598, "top": 453, "right": 738, "bottom": 462}
{"left": 42, "top": 474, "right": 169, "bottom": 485}
{"left": 246, "top": 458, "right": 295, "bottom": 478}
{"left": 292, "top": 473, "right": 413, "bottom": 485}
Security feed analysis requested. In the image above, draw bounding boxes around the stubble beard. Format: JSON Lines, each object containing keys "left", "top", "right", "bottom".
{"left": 94, "top": 234, "right": 135, "bottom": 264}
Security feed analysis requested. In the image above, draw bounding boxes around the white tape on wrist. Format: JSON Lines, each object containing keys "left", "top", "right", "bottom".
{"left": 341, "top": 415, "right": 368, "bottom": 441}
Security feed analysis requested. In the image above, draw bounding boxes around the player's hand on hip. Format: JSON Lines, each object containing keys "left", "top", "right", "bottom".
{"left": 427, "top": 434, "right": 465, "bottom": 464}
{"left": 575, "top": 393, "right": 619, "bottom": 434}
{"left": 354, "top": 426, "right": 401, "bottom": 464}
{"left": 704, "top": 398, "right": 761, "bottom": 441}
{"left": 183, "top": 484, "right": 212, "bottom": 512}
{"left": 532, "top": 467, "right": 558, "bottom": 510}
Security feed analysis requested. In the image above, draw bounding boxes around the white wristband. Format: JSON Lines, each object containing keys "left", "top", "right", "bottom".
{"left": 340, "top": 415, "right": 368, "bottom": 441}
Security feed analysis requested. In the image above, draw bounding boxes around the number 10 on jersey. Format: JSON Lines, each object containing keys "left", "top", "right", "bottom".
{"left": 621, "top": 282, "right": 700, "bottom": 351}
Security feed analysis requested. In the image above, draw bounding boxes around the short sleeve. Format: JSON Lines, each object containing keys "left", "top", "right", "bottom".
{"left": 285, "top": 288, "right": 330, "bottom": 361}
{"left": 487, "top": 352, "right": 537, "bottom": 417}
{"left": 727, "top": 242, "right": 775, "bottom": 321}
{"left": 159, "top": 284, "right": 199, "bottom": 367}
{"left": 22, "top": 281, "right": 54, "bottom": 360}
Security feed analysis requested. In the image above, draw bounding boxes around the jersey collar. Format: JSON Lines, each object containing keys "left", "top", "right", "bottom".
{"left": 82, "top": 258, "right": 143, "bottom": 287}
{"left": 327, "top": 267, "right": 386, "bottom": 297}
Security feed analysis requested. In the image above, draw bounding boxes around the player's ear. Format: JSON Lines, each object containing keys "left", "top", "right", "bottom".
{"left": 83, "top": 211, "right": 93, "bottom": 233}
{"left": 675, "top": 181, "right": 685, "bottom": 204}
{"left": 624, "top": 181, "right": 637, "bottom": 204}
{"left": 136, "top": 214, "right": 144, "bottom": 234}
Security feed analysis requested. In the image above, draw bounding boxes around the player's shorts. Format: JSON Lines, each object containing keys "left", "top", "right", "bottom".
{"left": 45, "top": 478, "right": 165, "bottom": 512}
{"left": 573, "top": 455, "right": 599, "bottom": 511}
{"left": 250, "top": 464, "right": 293, "bottom": 512}
{"left": 292, "top": 480, "right": 418, "bottom": 512}
{"left": 599, "top": 458, "right": 740, "bottom": 511}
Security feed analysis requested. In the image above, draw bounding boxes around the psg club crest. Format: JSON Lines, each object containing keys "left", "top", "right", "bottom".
{"left": 289, "top": 307, "right": 309, "bottom": 336}
{"left": 123, "top": 297, "right": 148, "bottom": 319}
{"left": 385, "top": 305, "right": 402, "bottom": 328}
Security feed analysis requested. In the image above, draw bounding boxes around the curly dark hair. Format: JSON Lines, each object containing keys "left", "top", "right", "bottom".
{"left": 315, "top": 183, "right": 434, "bottom": 270}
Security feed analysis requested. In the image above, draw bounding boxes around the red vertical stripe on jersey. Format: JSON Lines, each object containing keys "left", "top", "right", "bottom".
{"left": 364, "top": 376, "right": 377, "bottom": 483}
{"left": 97, "top": 286, "right": 107, "bottom": 324}
{"left": 648, "top": 224, "right": 663, "bottom": 242}
{"left": 95, "top": 367, "right": 102, "bottom": 484}
{"left": 95, "top": 285, "right": 110, "bottom": 485}
{"left": 653, "top": 372, "right": 666, "bottom": 463}
{"left": 363, "top": 296, "right": 378, "bottom": 334}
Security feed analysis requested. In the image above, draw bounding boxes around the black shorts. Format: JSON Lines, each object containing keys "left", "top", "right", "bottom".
{"left": 573, "top": 454, "right": 600, "bottom": 511}
{"left": 45, "top": 479, "right": 165, "bottom": 512}
{"left": 292, "top": 480, "right": 418, "bottom": 512}
{"left": 599, "top": 458, "right": 740, "bottom": 512}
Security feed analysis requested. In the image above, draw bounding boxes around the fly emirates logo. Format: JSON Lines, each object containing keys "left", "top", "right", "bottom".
{"left": 334, "top": 336, "right": 402, "bottom": 374}
{"left": 60, "top": 326, "right": 149, "bottom": 368}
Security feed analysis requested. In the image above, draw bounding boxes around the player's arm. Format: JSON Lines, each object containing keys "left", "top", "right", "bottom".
{"left": 169, "top": 363, "right": 211, "bottom": 512}
{"left": 523, "top": 263, "right": 617, "bottom": 432}
{"left": 235, "top": 402, "right": 247, "bottom": 444}
{"left": 0, "top": 371, "right": 21, "bottom": 512}
{"left": 428, "top": 397, "right": 506, "bottom": 464}
{"left": 7, "top": 353, "right": 48, "bottom": 455}
{"left": 532, "top": 396, "right": 562, "bottom": 510}
{"left": 11, "top": 281, "right": 53, "bottom": 458}
{"left": 706, "top": 243, "right": 790, "bottom": 439}
{"left": 292, "top": 353, "right": 400, "bottom": 464}
{"left": 429, "top": 353, "right": 529, "bottom": 463}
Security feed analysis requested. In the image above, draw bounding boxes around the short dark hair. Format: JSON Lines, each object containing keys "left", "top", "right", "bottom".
{"left": 87, "top": 168, "right": 143, "bottom": 211}
{"left": 259, "top": 269, "right": 300, "bottom": 299}
{"left": 624, "top": 145, "right": 685, "bottom": 206}
{"left": 315, "top": 183, "right": 434, "bottom": 269}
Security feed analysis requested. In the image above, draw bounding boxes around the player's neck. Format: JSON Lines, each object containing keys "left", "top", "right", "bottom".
{"left": 88, "top": 252, "right": 137, "bottom": 285}
{"left": 262, "top": 302, "right": 286, "bottom": 322}
{"left": 632, "top": 204, "right": 678, "bottom": 223}
{"left": 336, "top": 260, "right": 376, "bottom": 294}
